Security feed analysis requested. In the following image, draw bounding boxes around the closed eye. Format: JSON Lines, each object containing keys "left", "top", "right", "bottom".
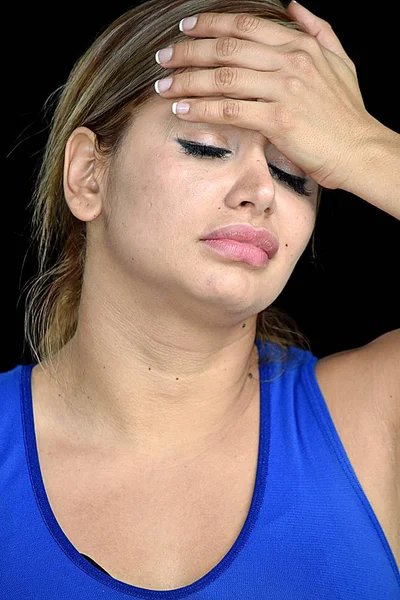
{"left": 176, "top": 138, "right": 313, "bottom": 197}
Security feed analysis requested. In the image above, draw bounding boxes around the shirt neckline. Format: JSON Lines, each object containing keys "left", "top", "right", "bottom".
{"left": 20, "top": 337, "right": 271, "bottom": 598}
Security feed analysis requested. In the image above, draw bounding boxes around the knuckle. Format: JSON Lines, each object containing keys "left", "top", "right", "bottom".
{"left": 348, "top": 58, "right": 357, "bottom": 74}
{"left": 182, "top": 41, "right": 195, "bottom": 61}
{"left": 214, "top": 67, "right": 238, "bottom": 91}
{"left": 286, "top": 49, "right": 314, "bottom": 72}
{"left": 321, "top": 18, "right": 333, "bottom": 30}
{"left": 202, "top": 101, "right": 213, "bottom": 119}
{"left": 203, "top": 13, "right": 219, "bottom": 29}
{"left": 284, "top": 75, "right": 304, "bottom": 95}
{"left": 300, "top": 35, "right": 319, "bottom": 53}
{"left": 234, "top": 13, "right": 261, "bottom": 34}
{"left": 215, "top": 36, "right": 241, "bottom": 61}
{"left": 220, "top": 99, "right": 241, "bottom": 120}
{"left": 181, "top": 70, "right": 195, "bottom": 89}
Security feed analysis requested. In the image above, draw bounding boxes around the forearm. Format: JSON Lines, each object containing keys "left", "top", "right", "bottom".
{"left": 342, "top": 119, "right": 400, "bottom": 220}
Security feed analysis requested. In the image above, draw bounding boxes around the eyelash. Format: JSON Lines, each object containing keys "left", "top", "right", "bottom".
{"left": 177, "top": 138, "right": 312, "bottom": 197}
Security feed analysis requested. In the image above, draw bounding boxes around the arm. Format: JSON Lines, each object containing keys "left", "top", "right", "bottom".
{"left": 341, "top": 119, "right": 400, "bottom": 220}
{"left": 317, "top": 328, "right": 400, "bottom": 447}
{"left": 316, "top": 328, "right": 400, "bottom": 567}
{"left": 358, "top": 328, "right": 400, "bottom": 431}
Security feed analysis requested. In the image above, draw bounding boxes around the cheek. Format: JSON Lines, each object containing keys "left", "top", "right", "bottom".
{"left": 107, "top": 150, "right": 173, "bottom": 221}
{"left": 280, "top": 201, "right": 316, "bottom": 258}
{"left": 101, "top": 154, "right": 196, "bottom": 260}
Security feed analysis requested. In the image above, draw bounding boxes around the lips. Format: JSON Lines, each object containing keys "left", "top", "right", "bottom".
{"left": 201, "top": 223, "right": 279, "bottom": 259}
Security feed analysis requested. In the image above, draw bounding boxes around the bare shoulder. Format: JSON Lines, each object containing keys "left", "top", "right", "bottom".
{"left": 314, "top": 329, "right": 400, "bottom": 568}
{"left": 315, "top": 328, "right": 400, "bottom": 433}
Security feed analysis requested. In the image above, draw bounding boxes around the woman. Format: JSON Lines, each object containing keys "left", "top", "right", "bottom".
{"left": 1, "top": 0, "right": 399, "bottom": 597}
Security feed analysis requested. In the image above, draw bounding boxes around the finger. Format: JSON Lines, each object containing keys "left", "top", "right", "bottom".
{"left": 171, "top": 97, "right": 281, "bottom": 139}
{"left": 180, "top": 11, "right": 304, "bottom": 46}
{"left": 287, "top": 2, "right": 354, "bottom": 67}
{"left": 157, "top": 39, "right": 284, "bottom": 72}
{"left": 156, "top": 68, "right": 281, "bottom": 102}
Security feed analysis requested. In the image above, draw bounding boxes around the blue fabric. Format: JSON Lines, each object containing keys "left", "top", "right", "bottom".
{"left": 1, "top": 339, "right": 399, "bottom": 599}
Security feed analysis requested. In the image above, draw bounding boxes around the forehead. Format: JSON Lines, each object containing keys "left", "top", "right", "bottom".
{"left": 156, "top": 95, "right": 266, "bottom": 145}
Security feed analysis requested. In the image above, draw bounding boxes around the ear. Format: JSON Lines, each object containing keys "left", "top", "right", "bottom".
{"left": 63, "top": 126, "right": 104, "bottom": 222}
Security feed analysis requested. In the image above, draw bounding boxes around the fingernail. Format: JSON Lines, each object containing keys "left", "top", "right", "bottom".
{"left": 155, "top": 46, "right": 173, "bottom": 64}
{"left": 179, "top": 15, "right": 198, "bottom": 32}
{"left": 172, "top": 102, "right": 190, "bottom": 115}
{"left": 155, "top": 77, "right": 173, "bottom": 93}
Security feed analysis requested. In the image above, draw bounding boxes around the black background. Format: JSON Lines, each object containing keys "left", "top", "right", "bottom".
{"left": 3, "top": 1, "right": 399, "bottom": 371}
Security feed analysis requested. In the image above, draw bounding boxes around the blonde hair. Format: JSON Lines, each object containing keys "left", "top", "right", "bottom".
{"left": 20, "top": 0, "right": 323, "bottom": 371}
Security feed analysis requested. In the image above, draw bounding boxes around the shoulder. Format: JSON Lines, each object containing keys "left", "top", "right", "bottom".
{"left": 314, "top": 330, "right": 400, "bottom": 568}
{"left": 315, "top": 328, "right": 399, "bottom": 435}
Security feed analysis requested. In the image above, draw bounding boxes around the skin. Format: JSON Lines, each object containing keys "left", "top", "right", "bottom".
{"left": 37, "top": 90, "right": 319, "bottom": 464}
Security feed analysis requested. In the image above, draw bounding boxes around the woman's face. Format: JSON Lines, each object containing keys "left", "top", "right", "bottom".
{"left": 89, "top": 93, "right": 319, "bottom": 324}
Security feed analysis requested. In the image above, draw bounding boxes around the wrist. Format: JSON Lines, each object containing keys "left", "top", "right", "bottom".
{"left": 340, "top": 117, "right": 400, "bottom": 218}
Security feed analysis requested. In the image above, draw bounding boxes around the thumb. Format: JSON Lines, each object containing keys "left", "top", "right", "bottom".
{"left": 287, "top": 1, "right": 352, "bottom": 65}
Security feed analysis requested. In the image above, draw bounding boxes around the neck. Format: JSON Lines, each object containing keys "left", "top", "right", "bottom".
{"left": 39, "top": 326, "right": 260, "bottom": 462}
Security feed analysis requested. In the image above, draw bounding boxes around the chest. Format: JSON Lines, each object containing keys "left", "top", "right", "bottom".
{"left": 32, "top": 366, "right": 399, "bottom": 590}
{"left": 35, "top": 406, "right": 260, "bottom": 590}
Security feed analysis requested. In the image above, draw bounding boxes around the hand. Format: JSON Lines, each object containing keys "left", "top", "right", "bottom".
{"left": 154, "top": 3, "right": 378, "bottom": 190}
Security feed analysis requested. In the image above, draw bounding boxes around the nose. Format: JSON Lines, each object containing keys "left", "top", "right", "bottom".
{"left": 238, "top": 161, "right": 276, "bottom": 214}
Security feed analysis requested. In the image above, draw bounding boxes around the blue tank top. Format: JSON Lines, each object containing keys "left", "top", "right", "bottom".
{"left": 1, "top": 339, "right": 399, "bottom": 599}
